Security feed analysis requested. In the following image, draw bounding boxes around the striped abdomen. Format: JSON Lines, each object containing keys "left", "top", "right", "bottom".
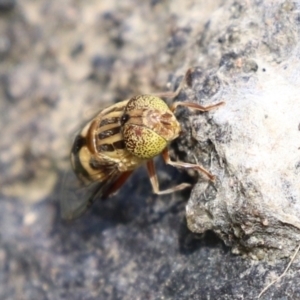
{"left": 94, "top": 100, "right": 129, "bottom": 156}
{"left": 70, "top": 100, "right": 144, "bottom": 184}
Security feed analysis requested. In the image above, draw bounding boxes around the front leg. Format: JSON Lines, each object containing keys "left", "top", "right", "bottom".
{"left": 170, "top": 101, "right": 225, "bottom": 113}
{"left": 152, "top": 68, "right": 196, "bottom": 100}
{"left": 162, "top": 148, "right": 216, "bottom": 182}
{"left": 152, "top": 68, "right": 225, "bottom": 112}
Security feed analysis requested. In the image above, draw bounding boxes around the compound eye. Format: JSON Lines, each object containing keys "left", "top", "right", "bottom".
{"left": 125, "top": 95, "right": 169, "bottom": 112}
{"left": 123, "top": 124, "right": 167, "bottom": 159}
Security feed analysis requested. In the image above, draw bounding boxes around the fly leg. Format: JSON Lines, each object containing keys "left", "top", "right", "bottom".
{"left": 146, "top": 159, "right": 191, "bottom": 195}
{"left": 162, "top": 148, "right": 216, "bottom": 181}
{"left": 152, "top": 68, "right": 225, "bottom": 110}
{"left": 170, "top": 100, "right": 225, "bottom": 113}
{"left": 102, "top": 170, "right": 134, "bottom": 198}
{"left": 152, "top": 68, "right": 195, "bottom": 99}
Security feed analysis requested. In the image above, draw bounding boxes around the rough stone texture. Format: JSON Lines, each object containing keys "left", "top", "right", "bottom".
{"left": 180, "top": 0, "right": 300, "bottom": 260}
{"left": 1, "top": 0, "right": 300, "bottom": 299}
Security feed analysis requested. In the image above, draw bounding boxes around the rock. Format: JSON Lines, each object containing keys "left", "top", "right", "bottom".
{"left": 181, "top": 0, "right": 300, "bottom": 261}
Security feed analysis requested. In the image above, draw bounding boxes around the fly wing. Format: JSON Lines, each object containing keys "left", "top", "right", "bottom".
{"left": 60, "top": 165, "right": 120, "bottom": 221}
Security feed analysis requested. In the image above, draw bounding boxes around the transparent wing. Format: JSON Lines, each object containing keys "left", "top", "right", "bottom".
{"left": 60, "top": 167, "right": 120, "bottom": 221}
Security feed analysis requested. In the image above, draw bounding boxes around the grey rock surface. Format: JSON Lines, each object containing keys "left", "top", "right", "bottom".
{"left": 0, "top": 0, "right": 300, "bottom": 299}
{"left": 181, "top": 0, "right": 300, "bottom": 260}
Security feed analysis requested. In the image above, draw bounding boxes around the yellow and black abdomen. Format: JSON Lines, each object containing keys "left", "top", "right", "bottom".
{"left": 70, "top": 133, "right": 96, "bottom": 185}
{"left": 93, "top": 102, "right": 145, "bottom": 171}
{"left": 70, "top": 100, "right": 145, "bottom": 185}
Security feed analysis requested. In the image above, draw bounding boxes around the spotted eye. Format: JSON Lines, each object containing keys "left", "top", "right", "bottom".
{"left": 123, "top": 124, "right": 167, "bottom": 159}
{"left": 125, "top": 95, "right": 169, "bottom": 112}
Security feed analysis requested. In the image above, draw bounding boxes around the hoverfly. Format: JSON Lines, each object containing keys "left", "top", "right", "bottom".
{"left": 60, "top": 69, "right": 224, "bottom": 220}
